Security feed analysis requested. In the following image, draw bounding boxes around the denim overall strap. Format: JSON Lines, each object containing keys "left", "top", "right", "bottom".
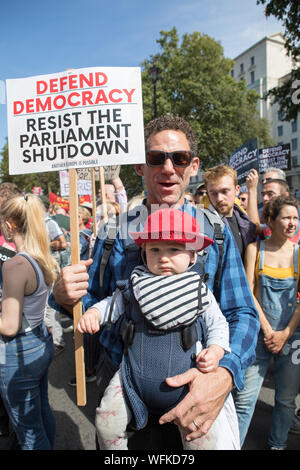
{"left": 293, "top": 243, "right": 299, "bottom": 277}
{"left": 258, "top": 240, "right": 265, "bottom": 272}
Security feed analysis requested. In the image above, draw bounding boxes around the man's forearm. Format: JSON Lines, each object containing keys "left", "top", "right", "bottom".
{"left": 247, "top": 187, "right": 260, "bottom": 226}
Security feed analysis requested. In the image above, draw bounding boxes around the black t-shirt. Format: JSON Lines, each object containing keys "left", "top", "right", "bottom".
{"left": 226, "top": 213, "right": 244, "bottom": 258}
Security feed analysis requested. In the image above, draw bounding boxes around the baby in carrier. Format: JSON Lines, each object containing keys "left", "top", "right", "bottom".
{"left": 77, "top": 208, "right": 240, "bottom": 450}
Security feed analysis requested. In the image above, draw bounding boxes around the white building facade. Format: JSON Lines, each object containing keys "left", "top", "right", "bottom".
{"left": 232, "top": 32, "right": 300, "bottom": 195}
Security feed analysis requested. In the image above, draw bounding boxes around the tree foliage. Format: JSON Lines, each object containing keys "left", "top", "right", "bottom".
{"left": 141, "top": 28, "right": 273, "bottom": 169}
{"left": 0, "top": 140, "right": 59, "bottom": 194}
{"left": 257, "top": 0, "right": 300, "bottom": 121}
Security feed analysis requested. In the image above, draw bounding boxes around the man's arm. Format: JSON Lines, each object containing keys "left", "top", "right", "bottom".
{"left": 112, "top": 176, "right": 128, "bottom": 213}
{"left": 50, "top": 234, "right": 67, "bottom": 251}
{"left": 246, "top": 169, "right": 263, "bottom": 236}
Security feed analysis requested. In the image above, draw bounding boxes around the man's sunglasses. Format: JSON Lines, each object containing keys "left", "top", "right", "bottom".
{"left": 146, "top": 150, "right": 194, "bottom": 167}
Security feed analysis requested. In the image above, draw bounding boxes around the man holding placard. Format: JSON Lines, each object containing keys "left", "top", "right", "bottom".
{"left": 52, "top": 114, "right": 259, "bottom": 449}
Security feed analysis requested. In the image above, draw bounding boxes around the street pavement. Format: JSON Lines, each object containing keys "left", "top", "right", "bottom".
{"left": 0, "top": 319, "right": 299, "bottom": 451}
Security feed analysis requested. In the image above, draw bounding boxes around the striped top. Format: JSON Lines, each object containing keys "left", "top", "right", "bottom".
{"left": 131, "top": 266, "right": 210, "bottom": 330}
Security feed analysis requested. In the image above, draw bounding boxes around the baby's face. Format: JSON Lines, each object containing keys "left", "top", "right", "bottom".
{"left": 145, "top": 241, "right": 195, "bottom": 276}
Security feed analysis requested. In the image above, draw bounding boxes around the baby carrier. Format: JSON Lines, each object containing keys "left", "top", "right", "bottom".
{"left": 106, "top": 270, "right": 210, "bottom": 430}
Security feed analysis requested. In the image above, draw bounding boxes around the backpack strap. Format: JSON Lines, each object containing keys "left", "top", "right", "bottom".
{"left": 99, "top": 209, "right": 143, "bottom": 296}
{"left": 99, "top": 218, "right": 120, "bottom": 295}
{"left": 202, "top": 208, "right": 225, "bottom": 292}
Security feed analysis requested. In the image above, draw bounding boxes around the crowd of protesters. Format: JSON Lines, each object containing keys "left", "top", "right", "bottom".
{"left": 0, "top": 115, "right": 299, "bottom": 451}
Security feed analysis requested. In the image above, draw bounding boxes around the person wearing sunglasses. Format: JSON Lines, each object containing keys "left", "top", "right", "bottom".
{"left": 239, "top": 192, "right": 249, "bottom": 212}
{"left": 51, "top": 114, "right": 259, "bottom": 450}
{"left": 194, "top": 183, "right": 208, "bottom": 206}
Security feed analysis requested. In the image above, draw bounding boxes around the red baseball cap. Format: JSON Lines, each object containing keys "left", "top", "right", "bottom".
{"left": 129, "top": 208, "right": 214, "bottom": 252}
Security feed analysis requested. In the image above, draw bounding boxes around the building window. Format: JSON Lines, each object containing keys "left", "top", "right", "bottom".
{"left": 278, "top": 110, "right": 284, "bottom": 121}
{"left": 240, "top": 63, "right": 244, "bottom": 73}
{"left": 250, "top": 56, "right": 255, "bottom": 66}
{"left": 292, "top": 120, "right": 298, "bottom": 132}
{"left": 292, "top": 138, "right": 298, "bottom": 151}
{"left": 250, "top": 71, "right": 255, "bottom": 83}
{"left": 278, "top": 125, "right": 283, "bottom": 137}
{"left": 231, "top": 69, "right": 234, "bottom": 78}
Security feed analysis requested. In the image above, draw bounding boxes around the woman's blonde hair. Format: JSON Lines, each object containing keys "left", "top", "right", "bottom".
{"left": 0, "top": 194, "right": 58, "bottom": 286}
{"left": 78, "top": 206, "right": 91, "bottom": 225}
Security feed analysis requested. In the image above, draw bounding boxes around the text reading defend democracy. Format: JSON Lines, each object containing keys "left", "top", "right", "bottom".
{"left": 13, "top": 71, "right": 136, "bottom": 115}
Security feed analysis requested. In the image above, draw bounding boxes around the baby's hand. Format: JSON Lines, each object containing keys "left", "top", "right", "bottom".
{"left": 77, "top": 308, "right": 101, "bottom": 334}
{"left": 196, "top": 345, "right": 224, "bottom": 373}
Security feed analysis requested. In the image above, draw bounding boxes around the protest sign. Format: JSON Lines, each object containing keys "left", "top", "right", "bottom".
{"left": 77, "top": 165, "right": 119, "bottom": 182}
{"left": 6, "top": 66, "right": 145, "bottom": 406}
{"left": 258, "top": 143, "right": 291, "bottom": 173}
{"left": 229, "top": 138, "right": 258, "bottom": 185}
{"left": 59, "top": 170, "right": 92, "bottom": 197}
{"left": 32, "top": 186, "right": 42, "bottom": 195}
{"left": 6, "top": 67, "right": 145, "bottom": 175}
{"left": 0, "top": 246, "right": 16, "bottom": 265}
{"left": 59, "top": 170, "right": 69, "bottom": 197}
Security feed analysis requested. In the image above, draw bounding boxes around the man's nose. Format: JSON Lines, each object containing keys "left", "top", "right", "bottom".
{"left": 161, "top": 156, "right": 176, "bottom": 173}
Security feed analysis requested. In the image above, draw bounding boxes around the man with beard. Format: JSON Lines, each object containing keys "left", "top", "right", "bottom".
{"left": 203, "top": 165, "right": 256, "bottom": 262}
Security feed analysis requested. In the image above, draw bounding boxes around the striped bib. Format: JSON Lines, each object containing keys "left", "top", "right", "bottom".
{"left": 130, "top": 266, "right": 210, "bottom": 330}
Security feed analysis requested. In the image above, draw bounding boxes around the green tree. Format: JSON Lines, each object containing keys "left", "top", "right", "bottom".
{"left": 141, "top": 28, "right": 273, "bottom": 169}
{"left": 257, "top": 0, "right": 300, "bottom": 121}
{"left": 119, "top": 165, "right": 143, "bottom": 199}
{"left": 0, "top": 140, "right": 59, "bottom": 194}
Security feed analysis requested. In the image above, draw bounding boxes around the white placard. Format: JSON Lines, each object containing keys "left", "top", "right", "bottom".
{"left": 59, "top": 170, "right": 69, "bottom": 196}
{"left": 59, "top": 170, "right": 92, "bottom": 197}
{"left": 7, "top": 67, "right": 145, "bottom": 175}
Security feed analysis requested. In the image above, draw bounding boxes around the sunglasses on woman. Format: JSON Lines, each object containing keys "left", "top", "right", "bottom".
{"left": 146, "top": 150, "right": 194, "bottom": 168}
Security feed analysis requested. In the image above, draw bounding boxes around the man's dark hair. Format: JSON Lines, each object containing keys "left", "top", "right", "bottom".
{"left": 144, "top": 114, "right": 198, "bottom": 155}
{"left": 262, "top": 178, "right": 290, "bottom": 195}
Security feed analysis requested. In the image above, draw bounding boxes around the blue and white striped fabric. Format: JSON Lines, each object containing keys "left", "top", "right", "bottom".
{"left": 131, "top": 266, "right": 210, "bottom": 330}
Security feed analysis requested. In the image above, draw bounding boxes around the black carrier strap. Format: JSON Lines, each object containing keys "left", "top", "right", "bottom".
{"left": 212, "top": 222, "right": 224, "bottom": 292}
{"left": 99, "top": 220, "right": 119, "bottom": 295}
{"left": 113, "top": 278, "right": 205, "bottom": 355}
{"left": 202, "top": 209, "right": 225, "bottom": 294}
{"left": 99, "top": 216, "right": 141, "bottom": 296}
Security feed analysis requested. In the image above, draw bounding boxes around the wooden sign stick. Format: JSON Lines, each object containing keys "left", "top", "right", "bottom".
{"left": 99, "top": 167, "right": 108, "bottom": 224}
{"left": 68, "top": 168, "right": 86, "bottom": 406}
{"left": 91, "top": 168, "right": 97, "bottom": 237}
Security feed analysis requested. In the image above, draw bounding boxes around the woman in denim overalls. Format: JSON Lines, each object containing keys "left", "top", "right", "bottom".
{"left": 234, "top": 195, "right": 300, "bottom": 449}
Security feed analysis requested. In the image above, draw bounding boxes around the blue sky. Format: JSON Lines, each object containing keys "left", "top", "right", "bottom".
{"left": 0, "top": 0, "right": 283, "bottom": 153}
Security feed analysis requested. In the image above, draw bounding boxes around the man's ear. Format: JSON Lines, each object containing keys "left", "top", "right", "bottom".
{"left": 135, "top": 164, "right": 145, "bottom": 177}
{"left": 190, "top": 157, "right": 200, "bottom": 177}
